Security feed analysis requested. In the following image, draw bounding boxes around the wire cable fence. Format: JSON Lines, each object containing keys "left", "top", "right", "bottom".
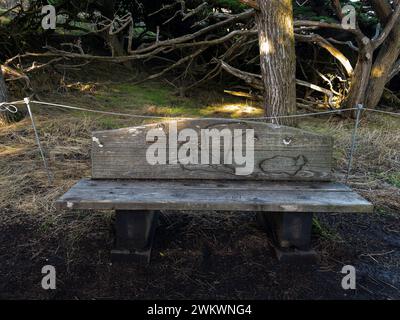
{"left": 1, "top": 99, "right": 362, "bottom": 121}
{"left": 0, "top": 97, "right": 399, "bottom": 185}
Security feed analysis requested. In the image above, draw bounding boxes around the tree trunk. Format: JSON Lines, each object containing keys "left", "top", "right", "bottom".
{"left": 256, "top": 0, "right": 297, "bottom": 125}
{"left": 366, "top": 31, "right": 400, "bottom": 109}
{"left": 104, "top": 32, "right": 128, "bottom": 58}
{"left": 345, "top": 38, "right": 373, "bottom": 110}
{"left": 366, "top": 2, "right": 400, "bottom": 109}
{"left": 345, "top": 0, "right": 400, "bottom": 111}
{"left": 0, "top": 67, "right": 10, "bottom": 125}
{"left": 100, "top": 0, "right": 132, "bottom": 69}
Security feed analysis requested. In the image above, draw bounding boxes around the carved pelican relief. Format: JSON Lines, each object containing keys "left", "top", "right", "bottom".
{"left": 259, "top": 155, "right": 308, "bottom": 177}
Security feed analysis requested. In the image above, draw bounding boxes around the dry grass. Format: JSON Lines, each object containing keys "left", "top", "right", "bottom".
{"left": 300, "top": 114, "right": 400, "bottom": 214}
{"left": 3, "top": 98, "right": 398, "bottom": 220}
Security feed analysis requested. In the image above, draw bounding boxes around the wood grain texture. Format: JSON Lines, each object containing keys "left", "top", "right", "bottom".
{"left": 91, "top": 120, "right": 333, "bottom": 181}
{"left": 56, "top": 179, "right": 373, "bottom": 213}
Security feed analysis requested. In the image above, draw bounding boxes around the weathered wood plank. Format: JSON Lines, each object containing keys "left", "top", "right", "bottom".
{"left": 91, "top": 120, "right": 333, "bottom": 181}
{"left": 65, "top": 179, "right": 352, "bottom": 192}
{"left": 56, "top": 179, "right": 373, "bottom": 213}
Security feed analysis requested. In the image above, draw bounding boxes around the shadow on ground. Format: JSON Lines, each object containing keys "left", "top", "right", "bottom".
{"left": 0, "top": 208, "right": 399, "bottom": 300}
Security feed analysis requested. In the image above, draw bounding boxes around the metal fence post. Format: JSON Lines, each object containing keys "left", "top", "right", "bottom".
{"left": 345, "top": 104, "right": 363, "bottom": 184}
{"left": 24, "top": 97, "right": 53, "bottom": 184}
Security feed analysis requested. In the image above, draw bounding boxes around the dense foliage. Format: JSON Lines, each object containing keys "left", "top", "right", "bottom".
{"left": 0, "top": 0, "right": 399, "bottom": 116}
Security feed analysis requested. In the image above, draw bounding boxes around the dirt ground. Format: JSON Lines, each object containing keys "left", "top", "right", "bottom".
{"left": 1, "top": 209, "right": 400, "bottom": 300}
{"left": 0, "top": 67, "right": 399, "bottom": 300}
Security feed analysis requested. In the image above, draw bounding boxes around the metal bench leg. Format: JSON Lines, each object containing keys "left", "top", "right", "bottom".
{"left": 111, "top": 210, "right": 159, "bottom": 264}
{"left": 257, "top": 212, "right": 317, "bottom": 263}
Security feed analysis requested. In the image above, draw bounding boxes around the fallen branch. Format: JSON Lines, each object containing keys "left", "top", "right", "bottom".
{"left": 296, "top": 33, "right": 354, "bottom": 76}
{"left": 134, "top": 47, "right": 207, "bottom": 84}
{"left": 182, "top": 2, "right": 208, "bottom": 21}
{"left": 219, "top": 60, "right": 338, "bottom": 107}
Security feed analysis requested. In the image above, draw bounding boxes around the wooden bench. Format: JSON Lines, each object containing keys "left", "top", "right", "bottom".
{"left": 56, "top": 120, "right": 373, "bottom": 263}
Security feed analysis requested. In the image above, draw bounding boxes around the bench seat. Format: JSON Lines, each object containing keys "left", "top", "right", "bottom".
{"left": 56, "top": 178, "right": 373, "bottom": 213}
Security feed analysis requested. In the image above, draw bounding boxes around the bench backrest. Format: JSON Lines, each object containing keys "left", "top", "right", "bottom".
{"left": 91, "top": 119, "right": 333, "bottom": 181}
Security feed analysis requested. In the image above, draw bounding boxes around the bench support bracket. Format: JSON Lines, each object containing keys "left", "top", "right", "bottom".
{"left": 257, "top": 212, "right": 317, "bottom": 263}
{"left": 111, "top": 210, "right": 159, "bottom": 264}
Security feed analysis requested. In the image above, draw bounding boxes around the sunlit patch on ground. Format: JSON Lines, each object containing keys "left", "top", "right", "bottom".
{"left": 201, "top": 103, "right": 264, "bottom": 118}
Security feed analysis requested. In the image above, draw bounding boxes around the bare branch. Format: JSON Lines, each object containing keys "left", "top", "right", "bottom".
{"left": 294, "top": 20, "right": 366, "bottom": 41}
{"left": 135, "top": 47, "right": 207, "bottom": 84}
{"left": 296, "top": 33, "right": 354, "bottom": 76}
{"left": 135, "top": 9, "right": 254, "bottom": 54}
{"left": 328, "top": 38, "right": 359, "bottom": 51}
{"left": 182, "top": 2, "right": 208, "bottom": 21}
{"left": 219, "top": 60, "right": 338, "bottom": 107}
{"left": 372, "top": 3, "right": 400, "bottom": 49}
{"left": 149, "top": 2, "right": 180, "bottom": 17}
{"left": 219, "top": 60, "right": 263, "bottom": 90}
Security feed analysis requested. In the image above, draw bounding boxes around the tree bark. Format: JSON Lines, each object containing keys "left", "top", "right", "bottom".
{"left": 256, "top": 0, "right": 297, "bottom": 125}
{"left": 345, "top": 38, "right": 373, "bottom": 110}
{"left": 366, "top": 0, "right": 400, "bottom": 109}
